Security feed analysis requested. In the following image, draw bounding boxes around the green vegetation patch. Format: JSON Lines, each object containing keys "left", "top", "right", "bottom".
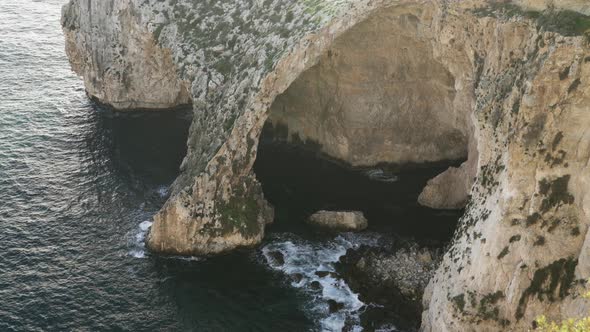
{"left": 533, "top": 235, "right": 546, "bottom": 246}
{"left": 479, "top": 291, "right": 505, "bottom": 321}
{"left": 216, "top": 193, "right": 262, "bottom": 238}
{"left": 571, "top": 226, "right": 581, "bottom": 236}
{"left": 516, "top": 258, "right": 578, "bottom": 319}
{"left": 551, "top": 132, "right": 564, "bottom": 150}
{"left": 536, "top": 10, "right": 590, "bottom": 37}
{"left": 473, "top": 3, "right": 590, "bottom": 37}
{"left": 452, "top": 293, "right": 466, "bottom": 312}
{"left": 538, "top": 175, "right": 575, "bottom": 213}
{"left": 498, "top": 246, "right": 510, "bottom": 259}
{"left": 473, "top": 3, "right": 541, "bottom": 20}
{"left": 526, "top": 213, "right": 542, "bottom": 226}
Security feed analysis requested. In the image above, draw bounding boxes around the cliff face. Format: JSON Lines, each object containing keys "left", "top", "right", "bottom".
{"left": 62, "top": 0, "right": 590, "bottom": 330}
{"left": 61, "top": 1, "right": 191, "bottom": 109}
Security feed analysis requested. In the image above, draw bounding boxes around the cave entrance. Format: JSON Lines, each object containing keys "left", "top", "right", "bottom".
{"left": 254, "top": 141, "right": 464, "bottom": 244}
{"left": 253, "top": 6, "right": 473, "bottom": 245}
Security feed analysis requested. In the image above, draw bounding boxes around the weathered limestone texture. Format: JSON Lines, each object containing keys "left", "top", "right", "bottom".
{"left": 418, "top": 163, "right": 473, "bottom": 209}
{"left": 307, "top": 210, "right": 368, "bottom": 231}
{"left": 266, "top": 7, "right": 469, "bottom": 167}
{"left": 63, "top": 0, "right": 590, "bottom": 330}
{"left": 337, "top": 243, "right": 442, "bottom": 330}
{"left": 61, "top": 1, "right": 191, "bottom": 110}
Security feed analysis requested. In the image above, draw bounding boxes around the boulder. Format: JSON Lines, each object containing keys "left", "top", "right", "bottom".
{"left": 307, "top": 211, "right": 368, "bottom": 232}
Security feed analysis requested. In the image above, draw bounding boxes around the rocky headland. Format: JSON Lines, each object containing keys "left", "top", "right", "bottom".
{"left": 62, "top": 0, "right": 590, "bottom": 330}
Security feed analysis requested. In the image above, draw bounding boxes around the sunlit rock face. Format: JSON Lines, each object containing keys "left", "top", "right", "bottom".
{"left": 63, "top": 0, "right": 590, "bottom": 330}
{"left": 61, "top": 1, "right": 192, "bottom": 110}
{"left": 307, "top": 211, "right": 368, "bottom": 232}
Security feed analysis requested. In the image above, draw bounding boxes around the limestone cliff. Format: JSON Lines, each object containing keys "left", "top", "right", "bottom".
{"left": 61, "top": 1, "right": 191, "bottom": 109}
{"left": 62, "top": 0, "right": 590, "bottom": 330}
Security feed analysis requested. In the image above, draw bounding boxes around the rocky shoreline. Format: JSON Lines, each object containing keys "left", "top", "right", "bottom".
{"left": 337, "top": 240, "right": 442, "bottom": 331}
{"left": 262, "top": 229, "right": 445, "bottom": 331}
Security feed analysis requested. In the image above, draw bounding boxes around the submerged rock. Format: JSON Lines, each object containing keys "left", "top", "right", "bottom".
{"left": 315, "top": 270, "right": 338, "bottom": 278}
{"left": 290, "top": 273, "right": 303, "bottom": 284}
{"left": 327, "top": 299, "right": 345, "bottom": 313}
{"left": 307, "top": 211, "right": 368, "bottom": 232}
{"left": 309, "top": 281, "right": 323, "bottom": 291}
{"left": 265, "top": 250, "right": 285, "bottom": 267}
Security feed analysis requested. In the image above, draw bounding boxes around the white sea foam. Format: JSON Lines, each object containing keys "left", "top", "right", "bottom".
{"left": 156, "top": 186, "right": 169, "bottom": 198}
{"left": 128, "top": 220, "right": 152, "bottom": 259}
{"left": 261, "top": 232, "right": 382, "bottom": 331}
{"left": 363, "top": 169, "right": 399, "bottom": 183}
{"left": 128, "top": 218, "right": 205, "bottom": 261}
{"left": 139, "top": 220, "right": 153, "bottom": 232}
{"left": 129, "top": 249, "right": 146, "bottom": 259}
{"left": 164, "top": 255, "right": 204, "bottom": 262}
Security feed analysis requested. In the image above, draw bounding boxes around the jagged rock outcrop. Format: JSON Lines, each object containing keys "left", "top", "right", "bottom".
{"left": 338, "top": 244, "right": 441, "bottom": 330}
{"left": 418, "top": 163, "right": 474, "bottom": 209}
{"left": 62, "top": 0, "right": 590, "bottom": 330}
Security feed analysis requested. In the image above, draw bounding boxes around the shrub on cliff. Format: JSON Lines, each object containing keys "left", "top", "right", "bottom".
{"left": 535, "top": 281, "right": 590, "bottom": 332}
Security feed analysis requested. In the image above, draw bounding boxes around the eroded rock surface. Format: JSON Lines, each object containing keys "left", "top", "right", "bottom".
{"left": 307, "top": 210, "right": 368, "bottom": 232}
{"left": 418, "top": 162, "right": 473, "bottom": 209}
{"left": 63, "top": 0, "right": 590, "bottom": 330}
{"left": 267, "top": 7, "right": 470, "bottom": 167}
{"left": 61, "top": 1, "right": 191, "bottom": 110}
{"left": 337, "top": 244, "right": 441, "bottom": 331}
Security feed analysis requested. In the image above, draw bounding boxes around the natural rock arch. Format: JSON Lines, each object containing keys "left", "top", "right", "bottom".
{"left": 147, "top": 2, "right": 479, "bottom": 256}
{"left": 63, "top": 0, "right": 590, "bottom": 330}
